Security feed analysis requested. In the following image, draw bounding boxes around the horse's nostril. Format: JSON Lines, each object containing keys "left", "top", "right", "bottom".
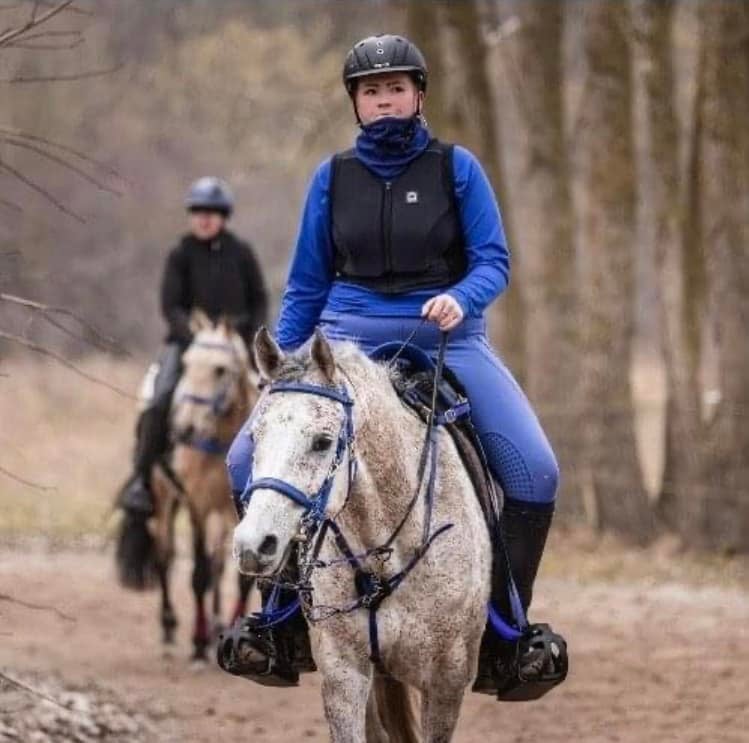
{"left": 258, "top": 535, "right": 278, "bottom": 556}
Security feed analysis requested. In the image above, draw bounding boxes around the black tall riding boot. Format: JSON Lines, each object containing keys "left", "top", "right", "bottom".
{"left": 119, "top": 405, "right": 169, "bottom": 515}
{"left": 473, "top": 498, "right": 568, "bottom": 700}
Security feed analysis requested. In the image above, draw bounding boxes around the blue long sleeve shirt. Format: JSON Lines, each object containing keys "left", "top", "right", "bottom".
{"left": 276, "top": 145, "right": 510, "bottom": 351}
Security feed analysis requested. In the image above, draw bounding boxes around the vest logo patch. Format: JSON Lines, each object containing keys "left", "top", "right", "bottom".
{"left": 406, "top": 191, "right": 419, "bottom": 204}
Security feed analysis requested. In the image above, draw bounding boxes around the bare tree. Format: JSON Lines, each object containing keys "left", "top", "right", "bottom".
{"left": 575, "top": 1, "right": 654, "bottom": 539}
{"left": 698, "top": 1, "right": 749, "bottom": 551}
{"left": 499, "top": 1, "right": 579, "bottom": 515}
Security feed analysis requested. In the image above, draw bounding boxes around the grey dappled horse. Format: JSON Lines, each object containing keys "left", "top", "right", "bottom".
{"left": 233, "top": 328, "right": 491, "bottom": 742}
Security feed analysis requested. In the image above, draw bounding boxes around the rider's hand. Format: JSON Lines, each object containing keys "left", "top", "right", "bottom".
{"left": 421, "top": 294, "right": 464, "bottom": 331}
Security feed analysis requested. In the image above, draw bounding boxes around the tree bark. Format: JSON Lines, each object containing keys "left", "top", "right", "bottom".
{"left": 438, "top": 0, "right": 525, "bottom": 380}
{"left": 699, "top": 2, "right": 749, "bottom": 551}
{"left": 575, "top": 1, "right": 654, "bottom": 540}
{"left": 501, "top": 1, "right": 579, "bottom": 517}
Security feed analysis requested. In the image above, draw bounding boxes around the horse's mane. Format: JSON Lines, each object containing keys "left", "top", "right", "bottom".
{"left": 274, "top": 339, "right": 397, "bottom": 389}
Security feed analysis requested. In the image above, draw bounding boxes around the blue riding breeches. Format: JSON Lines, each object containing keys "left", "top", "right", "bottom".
{"left": 226, "top": 313, "right": 559, "bottom": 509}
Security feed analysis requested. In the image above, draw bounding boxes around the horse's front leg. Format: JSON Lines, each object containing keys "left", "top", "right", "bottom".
{"left": 420, "top": 680, "right": 467, "bottom": 743}
{"left": 321, "top": 668, "right": 371, "bottom": 743}
{"left": 190, "top": 526, "right": 211, "bottom": 660}
{"left": 315, "top": 631, "right": 372, "bottom": 743}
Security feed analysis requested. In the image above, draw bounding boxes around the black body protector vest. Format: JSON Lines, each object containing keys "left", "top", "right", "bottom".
{"left": 330, "top": 139, "right": 467, "bottom": 294}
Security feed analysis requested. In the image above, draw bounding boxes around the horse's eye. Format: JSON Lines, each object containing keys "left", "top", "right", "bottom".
{"left": 311, "top": 434, "right": 333, "bottom": 453}
{"left": 214, "top": 366, "right": 226, "bottom": 378}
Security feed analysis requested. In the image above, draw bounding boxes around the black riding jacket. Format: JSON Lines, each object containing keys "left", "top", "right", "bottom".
{"left": 160, "top": 230, "right": 268, "bottom": 349}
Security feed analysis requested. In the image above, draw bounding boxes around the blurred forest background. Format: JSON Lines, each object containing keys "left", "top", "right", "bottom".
{"left": 1, "top": 0, "right": 747, "bottom": 553}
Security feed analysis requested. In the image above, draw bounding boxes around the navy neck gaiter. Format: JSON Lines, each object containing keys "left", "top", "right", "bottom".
{"left": 355, "top": 116, "right": 431, "bottom": 180}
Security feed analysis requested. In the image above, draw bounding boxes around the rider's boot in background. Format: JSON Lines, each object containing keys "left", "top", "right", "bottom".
{"left": 473, "top": 498, "right": 568, "bottom": 700}
{"left": 119, "top": 405, "right": 169, "bottom": 516}
{"left": 119, "top": 345, "right": 182, "bottom": 516}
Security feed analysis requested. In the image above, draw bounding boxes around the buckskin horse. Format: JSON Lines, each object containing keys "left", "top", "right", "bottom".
{"left": 117, "top": 313, "right": 258, "bottom": 660}
{"left": 232, "top": 328, "right": 492, "bottom": 742}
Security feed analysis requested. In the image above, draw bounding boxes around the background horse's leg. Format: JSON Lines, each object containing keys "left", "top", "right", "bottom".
{"left": 152, "top": 468, "right": 179, "bottom": 646}
{"left": 189, "top": 518, "right": 212, "bottom": 660}
{"left": 205, "top": 510, "right": 230, "bottom": 641}
{"left": 232, "top": 573, "right": 254, "bottom": 624}
{"left": 420, "top": 683, "right": 465, "bottom": 743}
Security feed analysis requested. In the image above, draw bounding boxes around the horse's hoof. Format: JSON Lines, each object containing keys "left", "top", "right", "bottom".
{"left": 190, "top": 657, "right": 209, "bottom": 672}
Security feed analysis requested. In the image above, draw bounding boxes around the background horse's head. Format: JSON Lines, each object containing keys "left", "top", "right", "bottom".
{"left": 172, "top": 311, "right": 255, "bottom": 447}
{"left": 233, "top": 328, "right": 356, "bottom": 575}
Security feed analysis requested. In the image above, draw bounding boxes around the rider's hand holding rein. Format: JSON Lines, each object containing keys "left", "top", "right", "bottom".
{"left": 422, "top": 293, "right": 465, "bottom": 331}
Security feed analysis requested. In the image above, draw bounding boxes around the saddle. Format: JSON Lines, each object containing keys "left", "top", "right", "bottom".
{"left": 370, "top": 342, "right": 503, "bottom": 532}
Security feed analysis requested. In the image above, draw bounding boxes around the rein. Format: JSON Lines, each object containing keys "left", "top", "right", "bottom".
{"left": 242, "top": 331, "right": 454, "bottom": 672}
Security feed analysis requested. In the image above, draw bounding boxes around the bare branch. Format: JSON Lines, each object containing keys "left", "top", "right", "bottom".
{"left": 0, "top": 196, "right": 22, "bottom": 212}
{"left": 3, "top": 136, "right": 123, "bottom": 195}
{"left": 0, "top": 331, "right": 136, "bottom": 399}
{"left": 0, "top": 0, "right": 73, "bottom": 48}
{"left": 0, "top": 158, "right": 85, "bottom": 221}
{"left": 0, "top": 292, "right": 130, "bottom": 356}
{"left": 0, "top": 463, "right": 55, "bottom": 491}
{"left": 0, "top": 126, "right": 126, "bottom": 181}
{"left": 2, "top": 62, "right": 123, "bottom": 83}
{"left": 6, "top": 35, "right": 83, "bottom": 49}
{"left": 0, "top": 671, "right": 70, "bottom": 711}
{"left": 0, "top": 592, "right": 75, "bottom": 622}
{"left": 33, "top": 0, "right": 91, "bottom": 15}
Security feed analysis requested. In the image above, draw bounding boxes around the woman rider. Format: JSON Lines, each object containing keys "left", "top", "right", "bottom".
{"left": 225, "top": 34, "right": 567, "bottom": 699}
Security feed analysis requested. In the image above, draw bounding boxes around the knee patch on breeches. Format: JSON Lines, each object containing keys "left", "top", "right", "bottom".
{"left": 481, "top": 432, "right": 557, "bottom": 504}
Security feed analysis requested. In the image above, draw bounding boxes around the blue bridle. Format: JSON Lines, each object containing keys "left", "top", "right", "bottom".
{"left": 241, "top": 381, "right": 356, "bottom": 520}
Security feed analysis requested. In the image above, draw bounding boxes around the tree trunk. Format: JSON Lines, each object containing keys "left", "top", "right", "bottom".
{"left": 501, "top": 1, "right": 579, "bottom": 517}
{"left": 575, "top": 1, "right": 654, "bottom": 540}
{"left": 699, "top": 2, "right": 749, "bottom": 551}
{"left": 438, "top": 0, "right": 525, "bottom": 380}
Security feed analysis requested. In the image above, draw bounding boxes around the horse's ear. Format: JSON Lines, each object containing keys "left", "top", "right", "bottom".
{"left": 254, "top": 327, "right": 284, "bottom": 380}
{"left": 189, "top": 308, "right": 212, "bottom": 334}
{"left": 310, "top": 328, "right": 335, "bottom": 382}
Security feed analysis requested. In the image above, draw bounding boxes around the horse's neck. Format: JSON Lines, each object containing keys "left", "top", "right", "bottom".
{"left": 334, "top": 362, "right": 432, "bottom": 553}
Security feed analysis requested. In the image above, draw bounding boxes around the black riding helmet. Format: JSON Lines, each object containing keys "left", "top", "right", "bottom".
{"left": 343, "top": 34, "right": 428, "bottom": 96}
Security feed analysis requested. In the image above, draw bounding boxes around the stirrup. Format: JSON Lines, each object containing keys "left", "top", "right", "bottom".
{"left": 496, "top": 623, "right": 568, "bottom": 702}
{"left": 216, "top": 617, "right": 299, "bottom": 687}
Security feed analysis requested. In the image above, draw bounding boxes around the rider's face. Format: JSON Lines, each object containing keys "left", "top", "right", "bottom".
{"left": 354, "top": 72, "right": 423, "bottom": 125}
{"left": 189, "top": 210, "right": 225, "bottom": 240}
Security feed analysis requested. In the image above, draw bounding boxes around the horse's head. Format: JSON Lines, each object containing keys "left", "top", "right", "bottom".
{"left": 233, "top": 328, "right": 355, "bottom": 576}
{"left": 172, "top": 310, "right": 254, "bottom": 446}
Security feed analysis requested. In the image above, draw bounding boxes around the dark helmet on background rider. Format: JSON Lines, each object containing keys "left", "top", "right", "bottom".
{"left": 342, "top": 34, "right": 428, "bottom": 96}
{"left": 184, "top": 177, "right": 234, "bottom": 217}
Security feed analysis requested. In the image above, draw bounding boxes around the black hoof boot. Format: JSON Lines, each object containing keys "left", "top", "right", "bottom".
{"left": 217, "top": 617, "right": 299, "bottom": 687}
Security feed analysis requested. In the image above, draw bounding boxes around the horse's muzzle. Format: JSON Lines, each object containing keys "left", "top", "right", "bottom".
{"left": 234, "top": 534, "right": 279, "bottom": 575}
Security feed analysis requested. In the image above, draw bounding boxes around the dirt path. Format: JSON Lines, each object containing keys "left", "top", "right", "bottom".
{"left": 1, "top": 544, "right": 747, "bottom": 743}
